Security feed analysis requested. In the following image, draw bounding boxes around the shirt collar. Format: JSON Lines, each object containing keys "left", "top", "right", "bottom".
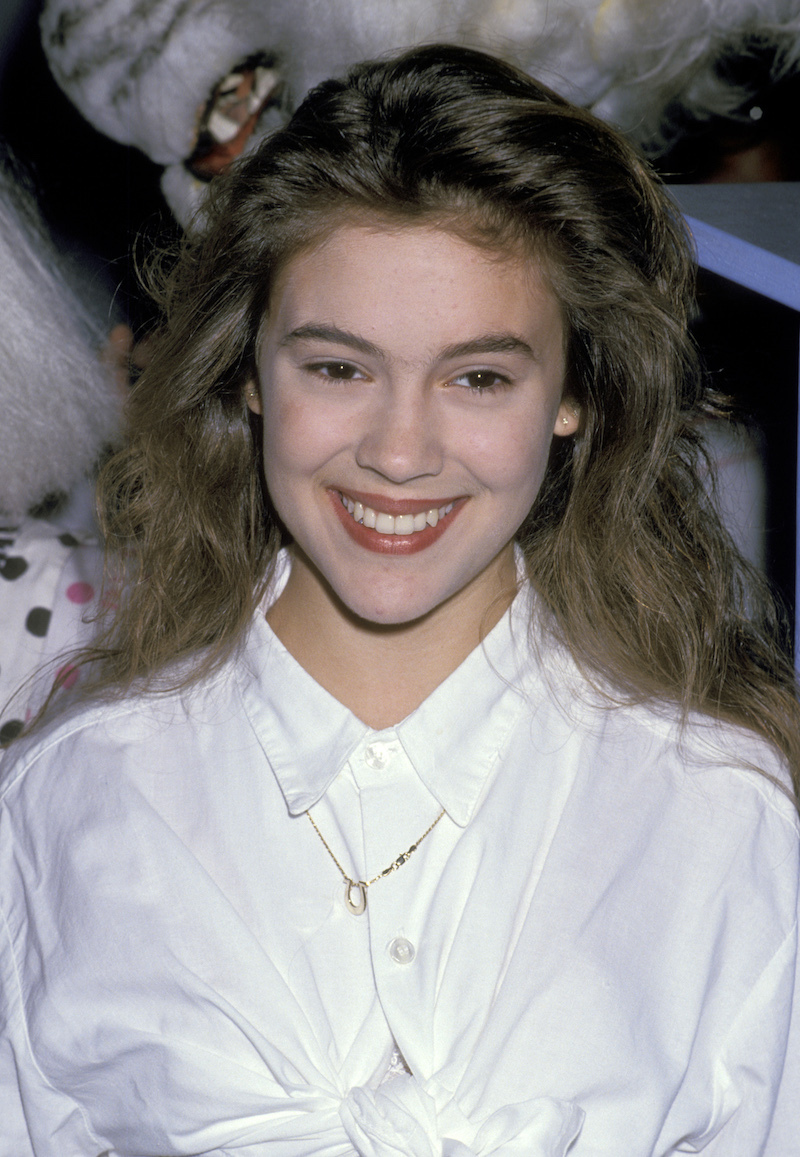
{"left": 237, "top": 557, "right": 539, "bottom": 827}
{"left": 394, "top": 589, "right": 535, "bottom": 825}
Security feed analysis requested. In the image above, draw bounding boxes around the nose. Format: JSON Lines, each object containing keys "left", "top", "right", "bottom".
{"left": 355, "top": 382, "right": 444, "bottom": 483}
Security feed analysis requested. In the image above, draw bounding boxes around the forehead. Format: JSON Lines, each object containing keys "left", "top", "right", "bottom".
{"left": 263, "top": 221, "right": 564, "bottom": 356}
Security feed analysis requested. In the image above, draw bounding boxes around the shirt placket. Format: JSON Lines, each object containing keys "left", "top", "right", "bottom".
{"left": 347, "top": 731, "right": 451, "bottom": 1080}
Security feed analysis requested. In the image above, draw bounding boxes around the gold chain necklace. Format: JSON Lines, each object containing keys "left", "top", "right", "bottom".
{"left": 307, "top": 808, "right": 445, "bottom": 915}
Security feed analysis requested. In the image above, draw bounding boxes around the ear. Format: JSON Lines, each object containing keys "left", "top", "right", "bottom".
{"left": 245, "top": 381, "right": 262, "bottom": 415}
{"left": 553, "top": 399, "right": 580, "bottom": 437}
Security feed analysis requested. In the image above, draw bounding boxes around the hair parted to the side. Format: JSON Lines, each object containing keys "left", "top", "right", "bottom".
{"left": 43, "top": 44, "right": 799, "bottom": 801}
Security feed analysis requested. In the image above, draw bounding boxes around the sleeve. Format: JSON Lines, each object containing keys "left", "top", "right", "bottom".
{"left": 0, "top": 1034, "right": 36, "bottom": 1157}
{"left": 764, "top": 921, "right": 800, "bottom": 1157}
{"left": 0, "top": 908, "right": 104, "bottom": 1157}
{"left": 665, "top": 921, "right": 798, "bottom": 1157}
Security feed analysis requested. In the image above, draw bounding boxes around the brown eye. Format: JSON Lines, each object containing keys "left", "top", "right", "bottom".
{"left": 310, "top": 361, "right": 365, "bottom": 381}
{"left": 452, "top": 370, "right": 511, "bottom": 393}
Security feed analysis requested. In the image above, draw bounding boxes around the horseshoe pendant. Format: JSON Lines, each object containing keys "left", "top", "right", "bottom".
{"left": 344, "top": 880, "right": 367, "bottom": 915}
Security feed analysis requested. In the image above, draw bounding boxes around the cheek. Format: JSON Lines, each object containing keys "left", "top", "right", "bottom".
{"left": 463, "top": 415, "right": 556, "bottom": 497}
{"left": 262, "top": 395, "right": 325, "bottom": 474}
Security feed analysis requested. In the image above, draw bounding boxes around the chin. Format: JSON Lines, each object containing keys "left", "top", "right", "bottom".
{"left": 342, "top": 594, "right": 439, "bottom": 629}
{"left": 324, "top": 572, "right": 444, "bottom": 629}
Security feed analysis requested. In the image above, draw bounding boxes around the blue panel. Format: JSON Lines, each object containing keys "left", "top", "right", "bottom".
{"left": 685, "top": 216, "right": 800, "bottom": 311}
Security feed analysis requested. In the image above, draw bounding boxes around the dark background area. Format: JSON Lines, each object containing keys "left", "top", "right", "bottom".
{"left": 0, "top": 0, "right": 174, "bottom": 330}
{"left": 693, "top": 271, "right": 799, "bottom": 623}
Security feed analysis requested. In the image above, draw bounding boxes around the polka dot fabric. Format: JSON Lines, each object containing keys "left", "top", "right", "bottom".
{"left": 0, "top": 518, "right": 104, "bottom": 743}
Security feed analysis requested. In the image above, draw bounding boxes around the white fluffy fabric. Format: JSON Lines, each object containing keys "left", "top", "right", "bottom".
{"left": 588, "top": 0, "right": 800, "bottom": 153}
{"left": 41, "top": 0, "right": 800, "bottom": 224}
{"left": 0, "top": 163, "right": 121, "bottom": 519}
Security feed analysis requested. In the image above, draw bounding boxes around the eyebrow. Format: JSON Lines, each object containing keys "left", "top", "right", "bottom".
{"left": 279, "top": 325, "right": 538, "bottom": 362}
{"left": 278, "top": 324, "right": 381, "bottom": 357}
{"left": 438, "top": 334, "right": 538, "bottom": 361}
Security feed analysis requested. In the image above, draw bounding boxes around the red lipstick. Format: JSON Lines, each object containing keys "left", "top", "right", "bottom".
{"left": 329, "top": 490, "right": 465, "bottom": 555}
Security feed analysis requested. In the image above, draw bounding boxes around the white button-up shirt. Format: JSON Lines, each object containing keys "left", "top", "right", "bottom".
{"left": 0, "top": 584, "right": 798, "bottom": 1156}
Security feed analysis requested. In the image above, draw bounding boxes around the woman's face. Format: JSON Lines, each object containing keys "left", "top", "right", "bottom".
{"left": 249, "top": 221, "right": 578, "bottom": 628}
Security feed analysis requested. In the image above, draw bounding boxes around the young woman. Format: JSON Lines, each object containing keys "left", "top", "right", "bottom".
{"left": 0, "top": 44, "right": 797, "bottom": 1157}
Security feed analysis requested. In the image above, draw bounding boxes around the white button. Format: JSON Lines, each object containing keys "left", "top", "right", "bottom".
{"left": 364, "top": 742, "right": 392, "bottom": 769}
{"left": 388, "top": 937, "right": 415, "bottom": 965}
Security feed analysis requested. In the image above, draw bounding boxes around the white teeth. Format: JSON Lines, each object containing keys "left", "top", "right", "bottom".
{"left": 340, "top": 494, "right": 455, "bottom": 535}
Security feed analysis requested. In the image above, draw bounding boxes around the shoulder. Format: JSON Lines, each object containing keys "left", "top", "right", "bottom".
{"left": 517, "top": 649, "right": 800, "bottom": 962}
{"left": 526, "top": 629, "right": 799, "bottom": 842}
{"left": 619, "top": 698, "right": 797, "bottom": 825}
{"left": 0, "top": 644, "right": 245, "bottom": 813}
{"left": 0, "top": 605, "right": 292, "bottom": 824}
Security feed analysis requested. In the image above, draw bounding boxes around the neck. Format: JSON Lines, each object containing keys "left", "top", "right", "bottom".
{"left": 266, "top": 548, "right": 518, "bottom": 728}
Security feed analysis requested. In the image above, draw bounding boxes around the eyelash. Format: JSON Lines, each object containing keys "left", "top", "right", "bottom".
{"left": 450, "top": 370, "right": 513, "bottom": 395}
{"left": 306, "top": 360, "right": 367, "bottom": 382}
{"left": 304, "top": 362, "right": 512, "bottom": 393}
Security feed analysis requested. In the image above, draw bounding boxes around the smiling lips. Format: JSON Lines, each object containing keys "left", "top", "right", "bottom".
{"left": 331, "top": 490, "right": 463, "bottom": 554}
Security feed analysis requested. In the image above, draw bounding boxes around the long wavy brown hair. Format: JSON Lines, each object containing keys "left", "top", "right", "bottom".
{"left": 38, "top": 45, "right": 800, "bottom": 802}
